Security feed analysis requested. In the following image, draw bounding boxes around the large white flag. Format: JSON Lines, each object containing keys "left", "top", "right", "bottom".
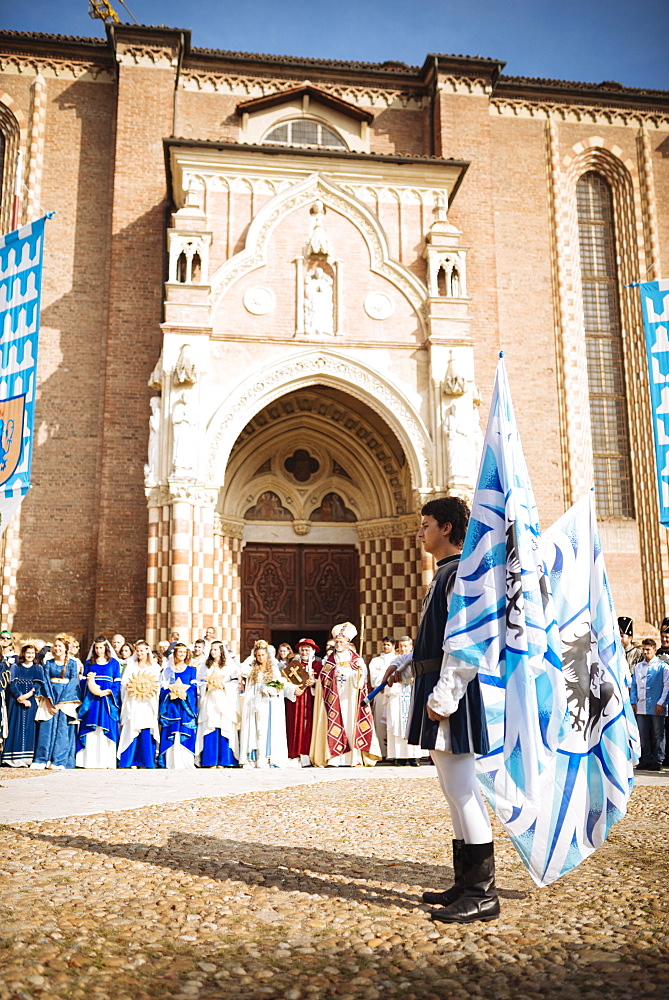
{"left": 539, "top": 493, "right": 639, "bottom": 883}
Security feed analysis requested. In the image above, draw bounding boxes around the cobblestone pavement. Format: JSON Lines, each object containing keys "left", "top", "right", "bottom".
{"left": 1, "top": 770, "right": 667, "bottom": 1000}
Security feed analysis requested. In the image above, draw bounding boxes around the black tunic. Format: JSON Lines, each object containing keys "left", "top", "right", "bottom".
{"left": 406, "top": 554, "right": 488, "bottom": 755}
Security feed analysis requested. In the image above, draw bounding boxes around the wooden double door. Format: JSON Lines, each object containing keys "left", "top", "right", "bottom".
{"left": 241, "top": 543, "right": 359, "bottom": 656}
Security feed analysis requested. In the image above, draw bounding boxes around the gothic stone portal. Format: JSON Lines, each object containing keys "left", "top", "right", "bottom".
{"left": 241, "top": 543, "right": 359, "bottom": 655}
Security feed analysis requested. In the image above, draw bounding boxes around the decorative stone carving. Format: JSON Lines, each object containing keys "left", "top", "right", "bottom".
{"left": 148, "top": 357, "right": 163, "bottom": 391}
{"left": 243, "top": 285, "right": 276, "bottom": 315}
{"left": 424, "top": 192, "right": 468, "bottom": 299}
{"left": 292, "top": 520, "right": 311, "bottom": 536}
{"left": 144, "top": 397, "right": 161, "bottom": 488}
{"left": 364, "top": 291, "right": 394, "bottom": 320}
{"left": 206, "top": 350, "right": 433, "bottom": 491}
{"left": 146, "top": 484, "right": 218, "bottom": 507}
{"left": 171, "top": 390, "right": 198, "bottom": 478}
{"left": 356, "top": 515, "right": 420, "bottom": 540}
{"left": 210, "top": 173, "right": 428, "bottom": 333}
{"left": 304, "top": 265, "right": 334, "bottom": 335}
{"left": 172, "top": 345, "right": 200, "bottom": 387}
{"left": 167, "top": 231, "right": 212, "bottom": 285}
{"left": 306, "top": 200, "right": 331, "bottom": 257}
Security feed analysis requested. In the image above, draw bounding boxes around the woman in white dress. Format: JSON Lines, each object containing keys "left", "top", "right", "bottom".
{"left": 118, "top": 639, "right": 161, "bottom": 768}
{"left": 196, "top": 640, "right": 241, "bottom": 767}
{"left": 239, "top": 640, "right": 295, "bottom": 768}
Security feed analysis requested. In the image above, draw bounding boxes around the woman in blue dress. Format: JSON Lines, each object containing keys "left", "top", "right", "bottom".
{"left": 159, "top": 642, "right": 198, "bottom": 768}
{"left": 2, "top": 644, "right": 43, "bottom": 767}
{"left": 31, "top": 635, "right": 81, "bottom": 770}
{"left": 76, "top": 636, "right": 121, "bottom": 768}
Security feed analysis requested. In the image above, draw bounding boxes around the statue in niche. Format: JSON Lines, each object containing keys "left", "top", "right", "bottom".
{"left": 171, "top": 390, "right": 198, "bottom": 477}
{"left": 144, "top": 396, "right": 161, "bottom": 487}
{"left": 304, "top": 265, "right": 334, "bottom": 336}
{"left": 173, "top": 344, "right": 199, "bottom": 387}
{"left": 306, "top": 199, "right": 330, "bottom": 257}
{"left": 445, "top": 400, "right": 475, "bottom": 487}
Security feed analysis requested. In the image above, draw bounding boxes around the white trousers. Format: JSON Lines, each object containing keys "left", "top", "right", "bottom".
{"left": 430, "top": 749, "right": 492, "bottom": 844}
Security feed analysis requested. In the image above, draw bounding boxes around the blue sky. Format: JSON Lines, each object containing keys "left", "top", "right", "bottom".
{"left": 1, "top": 0, "right": 667, "bottom": 90}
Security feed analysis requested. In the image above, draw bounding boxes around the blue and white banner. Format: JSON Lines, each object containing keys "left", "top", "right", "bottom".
{"left": 639, "top": 279, "right": 669, "bottom": 527}
{"left": 444, "top": 355, "right": 570, "bottom": 879}
{"left": 0, "top": 216, "right": 50, "bottom": 535}
{"left": 446, "top": 355, "right": 634, "bottom": 885}
{"left": 540, "top": 492, "right": 639, "bottom": 884}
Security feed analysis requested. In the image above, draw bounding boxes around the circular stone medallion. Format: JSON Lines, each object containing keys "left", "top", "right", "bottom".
{"left": 244, "top": 286, "right": 276, "bottom": 316}
{"left": 364, "top": 291, "right": 394, "bottom": 320}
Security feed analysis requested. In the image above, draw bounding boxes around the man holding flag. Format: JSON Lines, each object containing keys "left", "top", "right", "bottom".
{"left": 385, "top": 353, "right": 637, "bottom": 925}
{"left": 384, "top": 495, "right": 495, "bottom": 923}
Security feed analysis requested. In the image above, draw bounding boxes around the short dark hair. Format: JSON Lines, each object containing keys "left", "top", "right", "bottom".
{"left": 642, "top": 638, "right": 657, "bottom": 648}
{"left": 382, "top": 636, "right": 394, "bottom": 643}
{"left": 421, "top": 496, "right": 470, "bottom": 548}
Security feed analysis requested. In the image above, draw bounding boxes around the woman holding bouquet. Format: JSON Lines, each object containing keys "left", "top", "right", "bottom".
{"left": 158, "top": 642, "right": 198, "bottom": 768}
{"left": 239, "top": 640, "right": 295, "bottom": 768}
{"left": 118, "top": 639, "right": 161, "bottom": 768}
{"left": 196, "top": 640, "right": 241, "bottom": 767}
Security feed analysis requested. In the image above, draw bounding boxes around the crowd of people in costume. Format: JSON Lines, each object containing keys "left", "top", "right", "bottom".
{"left": 0, "top": 623, "right": 428, "bottom": 771}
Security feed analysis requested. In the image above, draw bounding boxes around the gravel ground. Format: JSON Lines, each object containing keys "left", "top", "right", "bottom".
{"left": 1, "top": 770, "right": 667, "bottom": 1000}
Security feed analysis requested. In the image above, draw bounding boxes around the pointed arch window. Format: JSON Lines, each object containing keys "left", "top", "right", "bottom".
{"left": 576, "top": 171, "right": 634, "bottom": 517}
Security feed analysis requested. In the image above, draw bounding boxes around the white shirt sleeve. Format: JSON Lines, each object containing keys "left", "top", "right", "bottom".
{"left": 426, "top": 650, "right": 479, "bottom": 719}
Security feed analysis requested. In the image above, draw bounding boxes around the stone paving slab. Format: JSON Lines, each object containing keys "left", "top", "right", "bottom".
{"left": 0, "top": 771, "right": 667, "bottom": 1000}
{"left": 0, "top": 764, "right": 393, "bottom": 824}
{"left": 1, "top": 764, "right": 666, "bottom": 825}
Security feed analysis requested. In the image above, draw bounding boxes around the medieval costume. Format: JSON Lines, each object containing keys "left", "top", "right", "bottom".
{"left": 158, "top": 643, "right": 198, "bottom": 768}
{"left": 283, "top": 638, "right": 319, "bottom": 765}
{"left": 367, "top": 640, "right": 396, "bottom": 757}
{"left": 1, "top": 645, "right": 42, "bottom": 766}
{"left": 118, "top": 641, "right": 161, "bottom": 768}
{"left": 310, "top": 622, "right": 381, "bottom": 767}
{"left": 76, "top": 637, "right": 121, "bottom": 768}
{"left": 31, "top": 639, "right": 81, "bottom": 770}
{"left": 394, "top": 502, "right": 495, "bottom": 925}
{"left": 384, "top": 671, "right": 422, "bottom": 763}
{"left": 196, "top": 641, "right": 241, "bottom": 767}
{"left": 239, "top": 640, "right": 296, "bottom": 768}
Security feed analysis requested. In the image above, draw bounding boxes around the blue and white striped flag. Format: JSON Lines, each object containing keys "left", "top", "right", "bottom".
{"left": 0, "top": 215, "right": 50, "bottom": 534}
{"left": 540, "top": 493, "right": 639, "bottom": 883}
{"left": 639, "top": 279, "right": 669, "bottom": 527}
{"left": 444, "top": 355, "right": 570, "bottom": 882}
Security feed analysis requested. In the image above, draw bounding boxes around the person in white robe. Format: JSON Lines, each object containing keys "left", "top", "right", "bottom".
{"left": 196, "top": 640, "right": 241, "bottom": 767}
{"left": 239, "top": 640, "right": 296, "bottom": 768}
{"left": 118, "top": 640, "right": 161, "bottom": 768}
{"left": 383, "top": 635, "right": 422, "bottom": 764}
{"left": 367, "top": 636, "right": 397, "bottom": 758}
{"left": 310, "top": 622, "right": 381, "bottom": 767}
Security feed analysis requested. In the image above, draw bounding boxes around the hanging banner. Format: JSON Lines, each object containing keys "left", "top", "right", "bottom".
{"left": 0, "top": 215, "right": 51, "bottom": 535}
{"left": 639, "top": 279, "right": 669, "bottom": 528}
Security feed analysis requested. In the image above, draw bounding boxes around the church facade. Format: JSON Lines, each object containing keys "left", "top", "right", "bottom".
{"left": 0, "top": 24, "right": 668, "bottom": 650}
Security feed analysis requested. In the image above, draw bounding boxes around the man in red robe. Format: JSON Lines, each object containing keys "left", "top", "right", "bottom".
{"left": 283, "top": 638, "right": 319, "bottom": 765}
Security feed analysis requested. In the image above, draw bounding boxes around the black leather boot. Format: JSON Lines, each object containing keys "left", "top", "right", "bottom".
{"left": 422, "top": 839, "right": 465, "bottom": 905}
{"left": 430, "top": 841, "right": 500, "bottom": 923}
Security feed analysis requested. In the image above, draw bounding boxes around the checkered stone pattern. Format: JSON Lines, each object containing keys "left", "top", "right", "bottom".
{"left": 213, "top": 533, "right": 242, "bottom": 652}
{"left": 150, "top": 504, "right": 171, "bottom": 645}
{"left": 0, "top": 510, "right": 21, "bottom": 628}
{"left": 26, "top": 74, "right": 47, "bottom": 223}
{"left": 359, "top": 533, "right": 424, "bottom": 650}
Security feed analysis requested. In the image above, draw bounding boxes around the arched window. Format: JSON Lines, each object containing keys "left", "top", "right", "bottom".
{"left": 263, "top": 119, "right": 347, "bottom": 150}
{"left": 576, "top": 171, "right": 633, "bottom": 516}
